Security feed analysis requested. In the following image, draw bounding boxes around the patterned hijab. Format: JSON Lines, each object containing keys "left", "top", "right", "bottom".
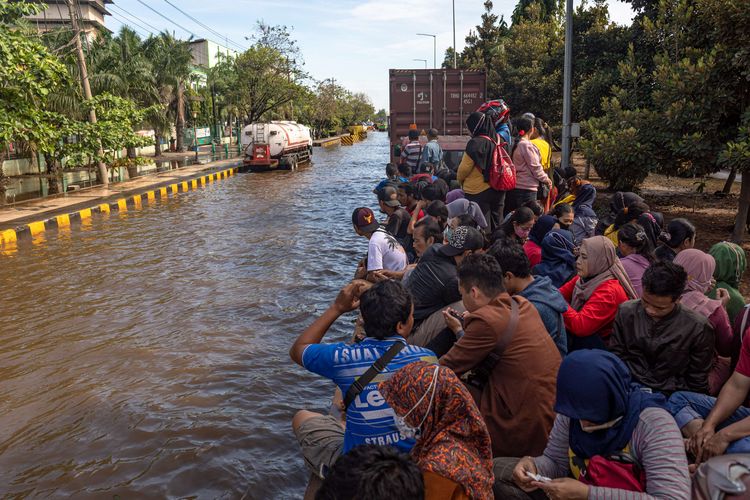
{"left": 674, "top": 249, "right": 723, "bottom": 318}
{"left": 379, "top": 361, "right": 494, "bottom": 500}
{"left": 572, "top": 236, "right": 637, "bottom": 310}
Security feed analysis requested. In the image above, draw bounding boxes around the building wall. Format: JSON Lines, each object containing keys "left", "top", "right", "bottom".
{"left": 25, "top": 0, "right": 110, "bottom": 35}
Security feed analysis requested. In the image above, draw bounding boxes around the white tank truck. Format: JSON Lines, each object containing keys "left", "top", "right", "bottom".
{"left": 241, "top": 121, "right": 313, "bottom": 171}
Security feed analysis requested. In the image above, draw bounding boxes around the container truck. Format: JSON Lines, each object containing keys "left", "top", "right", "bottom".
{"left": 241, "top": 121, "right": 313, "bottom": 171}
{"left": 389, "top": 69, "right": 487, "bottom": 169}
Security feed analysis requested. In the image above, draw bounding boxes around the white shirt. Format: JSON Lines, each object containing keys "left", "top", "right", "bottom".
{"left": 367, "top": 229, "right": 407, "bottom": 272}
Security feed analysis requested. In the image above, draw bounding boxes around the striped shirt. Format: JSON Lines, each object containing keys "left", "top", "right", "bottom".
{"left": 534, "top": 408, "right": 690, "bottom": 499}
{"left": 400, "top": 141, "right": 422, "bottom": 170}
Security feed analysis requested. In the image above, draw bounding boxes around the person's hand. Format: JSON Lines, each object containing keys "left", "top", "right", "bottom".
{"left": 696, "top": 431, "right": 731, "bottom": 465}
{"left": 354, "top": 260, "right": 366, "bottom": 280}
{"left": 332, "top": 282, "right": 366, "bottom": 314}
{"left": 378, "top": 269, "right": 404, "bottom": 280}
{"left": 511, "top": 456, "right": 539, "bottom": 492}
{"left": 534, "top": 478, "right": 589, "bottom": 500}
{"left": 544, "top": 177, "right": 553, "bottom": 188}
{"left": 687, "top": 423, "right": 715, "bottom": 459}
{"left": 370, "top": 270, "right": 390, "bottom": 282}
{"left": 716, "top": 288, "right": 731, "bottom": 308}
{"left": 441, "top": 307, "right": 465, "bottom": 334}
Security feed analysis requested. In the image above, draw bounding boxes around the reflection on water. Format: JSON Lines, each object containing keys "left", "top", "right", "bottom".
{"left": 0, "top": 132, "right": 387, "bottom": 498}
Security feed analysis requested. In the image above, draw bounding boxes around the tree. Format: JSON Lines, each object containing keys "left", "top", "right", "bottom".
{"left": 0, "top": 1, "right": 68, "bottom": 204}
{"left": 459, "top": 1, "right": 509, "bottom": 96}
{"left": 512, "top": 0, "right": 561, "bottom": 25}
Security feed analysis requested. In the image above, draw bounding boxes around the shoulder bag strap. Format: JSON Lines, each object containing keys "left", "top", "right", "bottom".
{"left": 496, "top": 297, "right": 520, "bottom": 353}
{"left": 343, "top": 341, "right": 405, "bottom": 409}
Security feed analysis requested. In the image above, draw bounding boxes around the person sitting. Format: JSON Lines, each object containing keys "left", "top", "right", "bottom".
{"left": 551, "top": 167, "right": 579, "bottom": 208}
{"left": 489, "top": 243, "right": 567, "bottom": 356}
{"left": 595, "top": 191, "right": 645, "bottom": 236}
{"left": 655, "top": 218, "right": 696, "bottom": 262}
{"left": 379, "top": 361, "right": 495, "bottom": 500}
{"left": 674, "top": 249, "right": 735, "bottom": 395}
{"left": 398, "top": 163, "right": 412, "bottom": 182}
{"left": 373, "top": 163, "right": 401, "bottom": 194}
{"left": 315, "top": 444, "right": 425, "bottom": 500}
{"left": 617, "top": 223, "right": 656, "bottom": 297}
{"left": 493, "top": 350, "right": 690, "bottom": 500}
{"left": 446, "top": 188, "right": 465, "bottom": 204}
{"left": 446, "top": 198, "right": 488, "bottom": 231}
{"left": 378, "top": 186, "right": 411, "bottom": 241}
{"left": 490, "top": 206, "right": 535, "bottom": 246}
{"left": 551, "top": 203, "right": 574, "bottom": 231}
{"left": 290, "top": 281, "right": 438, "bottom": 482}
{"left": 378, "top": 219, "right": 442, "bottom": 283}
{"left": 559, "top": 236, "right": 637, "bottom": 350}
{"left": 439, "top": 254, "right": 560, "bottom": 457}
{"left": 532, "top": 229, "right": 577, "bottom": 288}
{"left": 425, "top": 201, "right": 448, "bottom": 231}
{"left": 352, "top": 207, "right": 407, "bottom": 282}
{"left": 397, "top": 183, "right": 425, "bottom": 221}
{"left": 524, "top": 215, "right": 556, "bottom": 268}
{"left": 708, "top": 241, "right": 747, "bottom": 323}
{"left": 667, "top": 324, "right": 750, "bottom": 465}
{"left": 602, "top": 201, "right": 650, "bottom": 247}
{"left": 406, "top": 226, "right": 484, "bottom": 347}
{"left": 570, "top": 183, "right": 598, "bottom": 245}
{"left": 609, "top": 261, "right": 715, "bottom": 395}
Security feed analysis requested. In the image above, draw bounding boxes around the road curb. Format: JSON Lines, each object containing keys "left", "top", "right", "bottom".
{"left": 0, "top": 167, "right": 238, "bottom": 250}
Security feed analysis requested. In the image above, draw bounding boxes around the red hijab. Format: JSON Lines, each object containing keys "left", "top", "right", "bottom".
{"left": 379, "top": 361, "right": 494, "bottom": 500}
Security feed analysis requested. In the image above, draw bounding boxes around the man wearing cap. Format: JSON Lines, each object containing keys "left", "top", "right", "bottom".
{"left": 420, "top": 128, "right": 443, "bottom": 174}
{"left": 352, "top": 207, "right": 407, "bottom": 283}
{"left": 406, "top": 226, "right": 485, "bottom": 347}
{"left": 399, "top": 130, "right": 422, "bottom": 171}
{"left": 377, "top": 186, "right": 410, "bottom": 241}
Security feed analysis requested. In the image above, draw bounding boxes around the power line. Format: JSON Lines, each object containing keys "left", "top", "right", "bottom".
{"left": 108, "top": 11, "right": 156, "bottom": 38}
{"left": 160, "top": 0, "right": 247, "bottom": 52}
{"left": 134, "top": 0, "right": 196, "bottom": 38}
{"left": 109, "top": 3, "right": 163, "bottom": 35}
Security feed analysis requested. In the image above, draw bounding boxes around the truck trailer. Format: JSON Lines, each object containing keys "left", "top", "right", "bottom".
{"left": 241, "top": 121, "right": 313, "bottom": 171}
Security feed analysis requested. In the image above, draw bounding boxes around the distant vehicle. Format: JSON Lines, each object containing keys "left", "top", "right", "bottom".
{"left": 389, "top": 69, "right": 487, "bottom": 170}
{"left": 241, "top": 121, "right": 312, "bottom": 171}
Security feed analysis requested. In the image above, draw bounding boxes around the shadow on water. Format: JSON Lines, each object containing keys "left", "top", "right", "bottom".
{"left": 0, "top": 132, "right": 389, "bottom": 498}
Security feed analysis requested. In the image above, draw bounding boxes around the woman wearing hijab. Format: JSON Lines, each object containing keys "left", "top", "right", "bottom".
{"left": 559, "top": 236, "right": 637, "bottom": 351}
{"left": 446, "top": 198, "right": 488, "bottom": 230}
{"left": 674, "top": 249, "right": 735, "bottom": 395}
{"left": 446, "top": 189, "right": 465, "bottom": 204}
{"left": 457, "top": 112, "right": 506, "bottom": 232}
{"left": 708, "top": 242, "right": 747, "bottom": 323}
{"left": 524, "top": 215, "right": 556, "bottom": 268}
{"left": 380, "top": 361, "right": 494, "bottom": 500}
{"left": 494, "top": 350, "right": 690, "bottom": 499}
{"left": 533, "top": 229, "right": 577, "bottom": 288}
{"left": 570, "top": 183, "right": 598, "bottom": 245}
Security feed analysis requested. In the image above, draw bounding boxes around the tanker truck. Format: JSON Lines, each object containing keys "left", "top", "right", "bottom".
{"left": 241, "top": 121, "right": 313, "bottom": 171}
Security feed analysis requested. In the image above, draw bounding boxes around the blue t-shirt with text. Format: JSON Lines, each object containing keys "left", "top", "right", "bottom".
{"left": 302, "top": 337, "right": 437, "bottom": 453}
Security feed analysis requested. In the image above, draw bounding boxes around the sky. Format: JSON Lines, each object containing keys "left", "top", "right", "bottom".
{"left": 107, "top": 0, "right": 636, "bottom": 111}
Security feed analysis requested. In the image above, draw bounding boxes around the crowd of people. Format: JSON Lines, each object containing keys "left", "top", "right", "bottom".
{"left": 288, "top": 101, "right": 750, "bottom": 499}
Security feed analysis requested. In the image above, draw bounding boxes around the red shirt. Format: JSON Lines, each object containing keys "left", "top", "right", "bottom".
{"left": 559, "top": 276, "right": 630, "bottom": 339}
{"left": 406, "top": 206, "right": 426, "bottom": 221}
{"left": 735, "top": 328, "right": 750, "bottom": 378}
{"left": 523, "top": 240, "right": 542, "bottom": 268}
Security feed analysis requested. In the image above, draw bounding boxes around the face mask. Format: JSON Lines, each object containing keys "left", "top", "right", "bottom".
{"left": 515, "top": 226, "right": 531, "bottom": 239}
{"left": 443, "top": 226, "right": 453, "bottom": 242}
{"left": 580, "top": 415, "right": 624, "bottom": 433}
{"left": 394, "top": 366, "right": 440, "bottom": 439}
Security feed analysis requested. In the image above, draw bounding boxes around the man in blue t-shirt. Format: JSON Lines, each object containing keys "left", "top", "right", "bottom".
{"left": 290, "top": 280, "right": 437, "bottom": 479}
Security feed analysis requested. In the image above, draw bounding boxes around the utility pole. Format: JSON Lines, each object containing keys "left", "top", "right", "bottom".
{"left": 66, "top": 0, "right": 108, "bottom": 186}
{"left": 561, "top": 0, "right": 573, "bottom": 171}
{"left": 452, "top": 0, "right": 457, "bottom": 69}
{"left": 417, "top": 33, "right": 436, "bottom": 69}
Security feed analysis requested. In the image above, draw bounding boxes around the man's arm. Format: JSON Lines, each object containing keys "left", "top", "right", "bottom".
{"left": 289, "top": 282, "right": 365, "bottom": 366}
{"left": 440, "top": 317, "right": 498, "bottom": 375}
{"left": 704, "top": 371, "right": 750, "bottom": 438}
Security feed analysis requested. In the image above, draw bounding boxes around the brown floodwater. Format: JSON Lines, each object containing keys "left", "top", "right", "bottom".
{"left": 0, "top": 132, "right": 389, "bottom": 498}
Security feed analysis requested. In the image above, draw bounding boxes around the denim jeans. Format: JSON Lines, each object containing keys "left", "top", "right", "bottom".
{"left": 668, "top": 391, "right": 750, "bottom": 453}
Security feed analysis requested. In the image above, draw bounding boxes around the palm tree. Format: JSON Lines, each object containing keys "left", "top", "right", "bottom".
{"left": 144, "top": 32, "right": 193, "bottom": 155}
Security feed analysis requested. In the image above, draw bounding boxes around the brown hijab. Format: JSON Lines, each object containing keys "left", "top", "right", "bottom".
{"left": 572, "top": 236, "right": 637, "bottom": 310}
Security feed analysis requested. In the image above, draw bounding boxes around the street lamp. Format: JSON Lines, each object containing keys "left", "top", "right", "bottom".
{"left": 452, "top": 0, "right": 457, "bottom": 69}
{"left": 413, "top": 58, "right": 427, "bottom": 69}
{"left": 416, "top": 33, "right": 436, "bottom": 69}
{"left": 193, "top": 111, "right": 198, "bottom": 161}
{"left": 561, "top": 0, "right": 573, "bottom": 170}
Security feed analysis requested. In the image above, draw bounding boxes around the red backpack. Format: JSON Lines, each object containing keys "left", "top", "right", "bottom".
{"left": 475, "top": 135, "right": 516, "bottom": 191}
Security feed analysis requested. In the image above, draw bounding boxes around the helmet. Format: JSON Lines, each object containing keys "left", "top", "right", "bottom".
{"left": 476, "top": 99, "right": 510, "bottom": 126}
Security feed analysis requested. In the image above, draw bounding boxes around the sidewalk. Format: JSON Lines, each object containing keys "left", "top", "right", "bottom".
{"left": 0, "top": 154, "right": 242, "bottom": 232}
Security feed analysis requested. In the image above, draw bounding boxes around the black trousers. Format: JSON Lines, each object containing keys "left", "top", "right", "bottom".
{"left": 465, "top": 188, "right": 506, "bottom": 233}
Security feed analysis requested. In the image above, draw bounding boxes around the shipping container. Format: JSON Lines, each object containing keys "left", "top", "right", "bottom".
{"left": 389, "top": 69, "right": 487, "bottom": 166}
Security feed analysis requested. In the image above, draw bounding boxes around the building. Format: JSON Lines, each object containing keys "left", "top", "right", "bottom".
{"left": 188, "top": 39, "right": 238, "bottom": 88}
{"left": 24, "top": 0, "right": 112, "bottom": 37}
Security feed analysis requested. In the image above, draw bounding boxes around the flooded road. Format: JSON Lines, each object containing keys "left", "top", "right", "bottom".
{"left": 0, "top": 132, "right": 389, "bottom": 498}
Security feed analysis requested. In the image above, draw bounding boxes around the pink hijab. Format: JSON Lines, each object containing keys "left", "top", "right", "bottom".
{"left": 674, "top": 249, "right": 723, "bottom": 318}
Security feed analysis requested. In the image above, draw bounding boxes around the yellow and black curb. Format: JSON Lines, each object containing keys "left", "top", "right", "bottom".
{"left": 0, "top": 167, "right": 238, "bottom": 250}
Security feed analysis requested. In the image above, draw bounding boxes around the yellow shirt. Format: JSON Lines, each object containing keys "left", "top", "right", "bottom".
{"left": 604, "top": 224, "right": 620, "bottom": 246}
{"left": 531, "top": 138, "right": 552, "bottom": 174}
{"left": 456, "top": 152, "right": 490, "bottom": 195}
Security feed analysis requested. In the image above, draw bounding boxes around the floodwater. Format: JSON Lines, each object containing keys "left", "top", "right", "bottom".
{"left": 0, "top": 132, "right": 389, "bottom": 498}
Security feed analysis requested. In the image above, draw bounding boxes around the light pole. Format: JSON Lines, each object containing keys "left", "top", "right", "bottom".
{"left": 452, "top": 0, "right": 457, "bottom": 69}
{"left": 193, "top": 111, "right": 199, "bottom": 161}
{"left": 561, "top": 0, "right": 573, "bottom": 170}
{"left": 413, "top": 58, "right": 427, "bottom": 69}
{"left": 416, "top": 33, "right": 436, "bottom": 69}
